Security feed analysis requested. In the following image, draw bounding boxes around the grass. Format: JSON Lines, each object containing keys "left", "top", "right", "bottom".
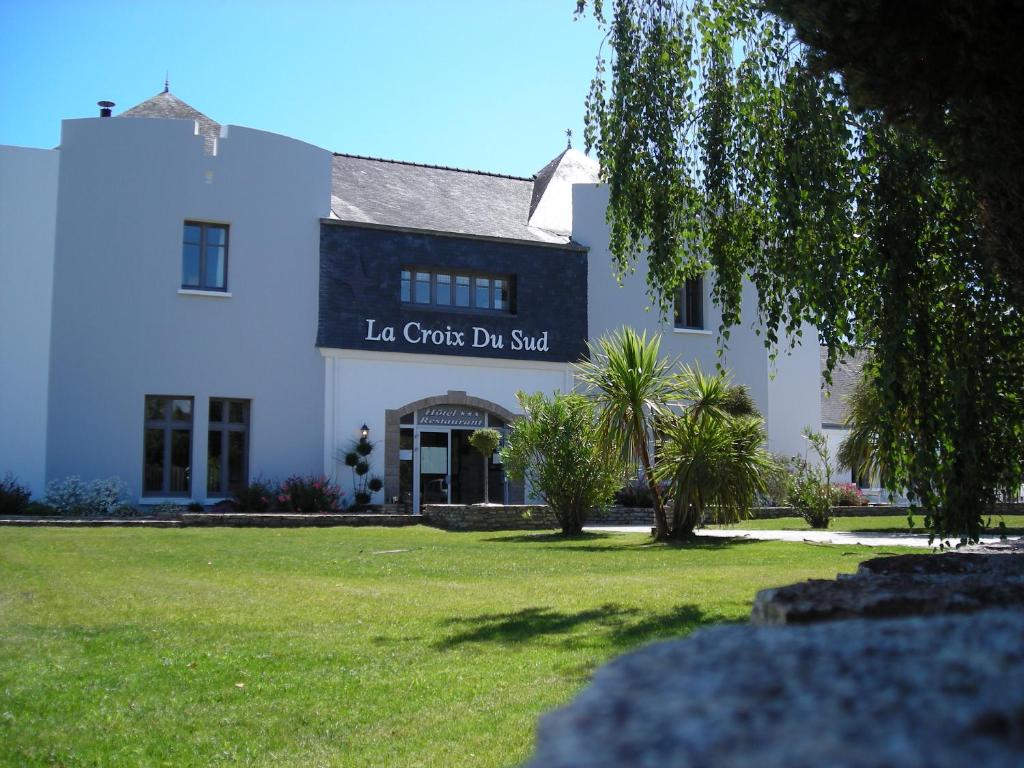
{"left": 1, "top": 526, "right": 914, "bottom": 767}
{"left": 710, "top": 513, "right": 1024, "bottom": 535}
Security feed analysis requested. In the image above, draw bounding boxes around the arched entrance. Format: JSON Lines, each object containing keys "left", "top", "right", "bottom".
{"left": 384, "top": 391, "right": 521, "bottom": 513}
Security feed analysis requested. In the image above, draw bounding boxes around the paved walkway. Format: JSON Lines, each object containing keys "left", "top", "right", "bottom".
{"left": 585, "top": 525, "right": 1021, "bottom": 549}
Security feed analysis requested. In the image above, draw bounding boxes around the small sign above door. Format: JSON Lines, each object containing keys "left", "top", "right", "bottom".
{"left": 418, "top": 406, "right": 485, "bottom": 428}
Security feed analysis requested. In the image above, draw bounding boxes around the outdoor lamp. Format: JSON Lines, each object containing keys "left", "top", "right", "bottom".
{"left": 360, "top": 424, "right": 370, "bottom": 439}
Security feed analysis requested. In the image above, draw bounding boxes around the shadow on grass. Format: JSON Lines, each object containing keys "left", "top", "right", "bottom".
{"left": 435, "top": 602, "right": 734, "bottom": 652}
{"left": 482, "top": 532, "right": 616, "bottom": 544}
{"left": 482, "top": 531, "right": 764, "bottom": 553}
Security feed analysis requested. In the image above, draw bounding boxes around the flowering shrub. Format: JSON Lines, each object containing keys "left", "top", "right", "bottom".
{"left": 44, "top": 476, "right": 128, "bottom": 516}
{"left": 832, "top": 483, "right": 869, "bottom": 506}
{"left": 0, "top": 473, "right": 31, "bottom": 516}
{"left": 233, "top": 480, "right": 275, "bottom": 512}
{"left": 276, "top": 475, "right": 343, "bottom": 513}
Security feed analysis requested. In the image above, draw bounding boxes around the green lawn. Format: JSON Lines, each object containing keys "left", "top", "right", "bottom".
{"left": 2, "top": 526, "right": 911, "bottom": 767}
{"left": 711, "top": 514, "right": 1024, "bottom": 535}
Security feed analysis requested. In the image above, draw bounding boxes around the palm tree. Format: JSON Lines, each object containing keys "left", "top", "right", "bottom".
{"left": 837, "top": 367, "right": 887, "bottom": 485}
{"left": 657, "top": 367, "right": 772, "bottom": 537}
{"left": 575, "top": 328, "right": 676, "bottom": 539}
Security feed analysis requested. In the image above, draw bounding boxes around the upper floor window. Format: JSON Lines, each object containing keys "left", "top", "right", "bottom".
{"left": 401, "top": 268, "right": 514, "bottom": 313}
{"left": 674, "top": 277, "right": 704, "bottom": 330}
{"left": 182, "top": 222, "right": 229, "bottom": 291}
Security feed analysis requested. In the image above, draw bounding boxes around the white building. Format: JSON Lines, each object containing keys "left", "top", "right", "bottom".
{"left": 0, "top": 90, "right": 822, "bottom": 511}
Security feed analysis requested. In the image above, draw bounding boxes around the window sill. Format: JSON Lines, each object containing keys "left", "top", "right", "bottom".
{"left": 672, "top": 327, "right": 713, "bottom": 336}
{"left": 178, "top": 289, "right": 232, "bottom": 298}
{"left": 138, "top": 497, "right": 192, "bottom": 505}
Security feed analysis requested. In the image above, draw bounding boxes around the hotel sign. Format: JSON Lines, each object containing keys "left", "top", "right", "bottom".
{"left": 317, "top": 224, "right": 589, "bottom": 363}
{"left": 418, "top": 406, "right": 485, "bottom": 428}
{"left": 364, "top": 318, "right": 550, "bottom": 353}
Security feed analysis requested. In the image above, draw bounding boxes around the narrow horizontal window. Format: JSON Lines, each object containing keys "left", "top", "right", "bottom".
{"left": 400, "top": 267, "right": 515, "bottom": 314}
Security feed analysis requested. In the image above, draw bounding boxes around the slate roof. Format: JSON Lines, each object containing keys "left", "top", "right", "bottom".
{"left": 820, "top": 347, "right": 868, "bottom": 428}
{"left": 329, "top": 153, "right": 574, "bottom": 245}
{"left": 120, "top": 90, "right": 221, "bottom": 142}
{"left": 117, "top": 91, "right": 587, "bottom": 246}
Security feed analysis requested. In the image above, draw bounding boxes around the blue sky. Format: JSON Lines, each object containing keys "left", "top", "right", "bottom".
{"left": 0, "top": 1, "right": 606, "bottom": 177}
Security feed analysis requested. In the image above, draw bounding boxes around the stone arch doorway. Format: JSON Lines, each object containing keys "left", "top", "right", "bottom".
{"left": 384, "top": 390, "right": 522, "bottom": 513}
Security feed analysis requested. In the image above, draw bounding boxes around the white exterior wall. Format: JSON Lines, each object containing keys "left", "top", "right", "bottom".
{"left": 823, "top": 426, "right": 850, "bottom": 483}
{"left": 573, "top": 183, "right": 820, "bottom": 457}
{"left": 322, "top": 348, "right": 574, "bottom": 499}
{"left": 46, "top": 116, "right": 331, "bottom": 501}
{"left": 0, "top": 146, "right": 59, "bottom": 497}
{"left": 766, "top": 337, "right": 823, "bottom": 458}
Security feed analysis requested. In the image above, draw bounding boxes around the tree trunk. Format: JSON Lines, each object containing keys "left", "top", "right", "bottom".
{"left": 482, "top": 453, "right": 489, "bottom": 503}
{"left": 637, "top": 435, "right": 669, "bottom": 539}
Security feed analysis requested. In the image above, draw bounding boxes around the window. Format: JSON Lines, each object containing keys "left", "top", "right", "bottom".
{"left": 182, "top": 222, "right": 229, "bottom": 291}
{"left": 400, "top": 267, "right": 515, "bottom": 313}
{"left": 143, "top": 396, "right": 193, "bottom": 497}
{"left": 207, "top": 398, "right": 250, "bottom": 497}
{"left": 674, "top": 277, "right": 704, "bottom": 330}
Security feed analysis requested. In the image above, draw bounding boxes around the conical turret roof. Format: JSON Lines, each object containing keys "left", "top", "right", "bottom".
{"left": 120, "top": 90, "right": 220, "bottom": 141}
{"left": 528, "top": 147, "right": 600, "bottom": 235}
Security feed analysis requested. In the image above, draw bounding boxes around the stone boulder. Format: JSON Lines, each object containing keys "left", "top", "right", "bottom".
{"left": 528, "top": 548, "right": 1024, "bottom": 767}
{"left": 527, "top": 608, "right": 1024, "bottom": 768}
{"left": 752, "top": 551, "right": 1024, "bottom": 625}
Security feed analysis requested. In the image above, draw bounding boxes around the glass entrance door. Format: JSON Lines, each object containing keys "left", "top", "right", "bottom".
{"left": 417, "top": 430, "right": 449, "bottom": 510}
{"left": 450, "top": 429, "right": 485, "bottom": 504}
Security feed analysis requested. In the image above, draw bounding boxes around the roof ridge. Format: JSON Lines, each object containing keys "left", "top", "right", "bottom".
{"left": 333, "top": 151, "right": 534, "bottom": 182}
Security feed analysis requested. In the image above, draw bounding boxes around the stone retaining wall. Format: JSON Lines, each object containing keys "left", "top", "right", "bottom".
{"left": 589, "top": 506, "right": 655, "bottom": 525}
{"left": 180, "top": 513, "right": 418, "bottom": 528}
{"left": 420, "top": 504, "right": 919, "bottom": 532}
{"left": 422, "top": 504, "right": 558, "bottom": 531}
{"left": 0, "top": 513, "right": 418, "bottom": 528}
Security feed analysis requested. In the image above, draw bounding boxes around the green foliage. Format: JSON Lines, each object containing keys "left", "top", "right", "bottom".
{"left": 502, "top": 392, "right": 623, "bottom": 535}
{"left": 21, "top": 501, "right": 59, "bottom": 516}
{"left": 656, "top": 367, "right": 773, "bottom": 537}
{"left": 765, "top": 0, "right": 1024, "bottom": 306}
{"left": 468, "top": 428, "right": 502, "bottom": 458}
{"left": 757, "top": 454, "right": 794, "bottom": 507}
{"left": 836, "top": 363, "right": 885, "bottom": 484}
{"left": 721, "top": 384, "right": 759, "bottom": 419}
{"left": 788, "top": 430, "right": 835, "bottom": 528}
{"left": 233, "top": 479, "right": 275, "bottom": 512}
{"left": 0, "top": 473, "right": 31, "bottom": 516}
{"left": 575, "top": 327, "right": 675, "bottom": 537}
{"left": 43, "top": 476, "right": 128, "bottom": 517}
{"left": 576, "top": 0, "right": 1024, "bottom": 543}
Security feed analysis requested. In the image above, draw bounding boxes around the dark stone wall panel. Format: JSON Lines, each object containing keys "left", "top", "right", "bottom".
{"left": 319, "top": 224, "right": 588, "bottom": 363}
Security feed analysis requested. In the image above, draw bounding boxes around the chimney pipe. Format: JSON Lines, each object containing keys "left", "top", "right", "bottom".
{"left": 98, "top": 100, "right": 115, "bottom": 118}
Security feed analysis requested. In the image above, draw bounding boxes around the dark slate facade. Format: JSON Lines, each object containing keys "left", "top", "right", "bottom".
{"left": 318, "top": 222, "right": 588, "bottom": 364}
